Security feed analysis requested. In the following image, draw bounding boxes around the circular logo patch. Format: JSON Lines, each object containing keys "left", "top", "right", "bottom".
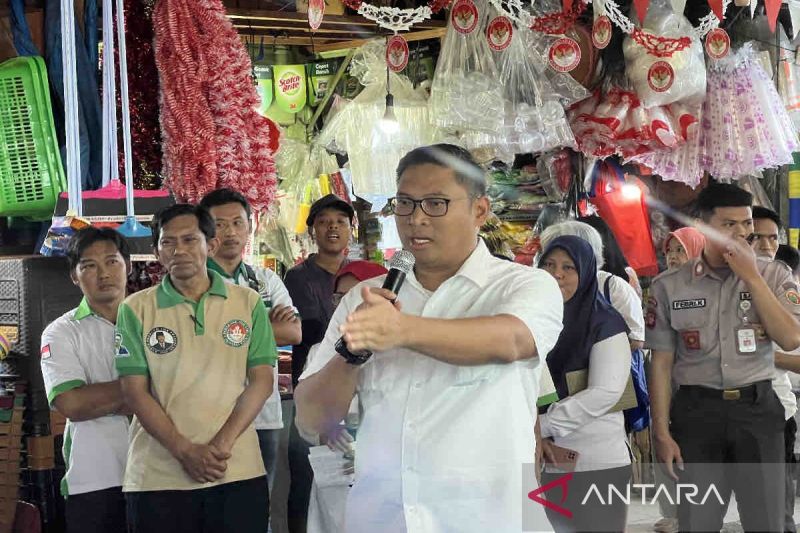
{"left": 386, "top": 35, "right": 410, "bottom": 73}
{"left": 647, "top": 61, "right": 675, "bottom": 93}
{"left": 308, "top": 0, "right": 324, "bottom": 30}
{"left": 592, "top": 15, "right": 612, "bottom": 49}
{"left": 548, "top": 37, "right": 581, "bottom": 73}
{"left": 787, "top": 290, "right": 800, "bottom": 306}
{"left": 705, "top": 28, "right": 730, "bottom": 60}
{"left": 223, "top": 319, "right": 251, "bottom": 348}
{"left": 486, "top": 16, "right": 513, "bottom": 51}
{"left": 451, "top": 0, "right": 479, "bottom": 34}
{"left": 147, "top": 327, "right": 177, "bottom": 355}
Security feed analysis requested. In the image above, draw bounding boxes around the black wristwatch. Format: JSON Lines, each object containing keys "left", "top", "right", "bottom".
{"left": 335, "top": 337, "right": 373, "bottom": 366}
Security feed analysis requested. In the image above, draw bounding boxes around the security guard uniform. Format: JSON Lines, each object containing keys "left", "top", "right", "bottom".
{"left": 647, "top": 256, "right": 800, "bottom": 532}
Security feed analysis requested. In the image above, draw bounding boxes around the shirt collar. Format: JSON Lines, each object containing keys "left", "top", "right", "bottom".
{"left": 409, "top": 239, "right": 491, "bottom": 291}
{"left": 207, "top": 258, "right": 247, "bottom": 283}
{"left": 690, "top": 254, "right": 727, "bottom": 282}
{"left": 72, "top": 297, "right": 95, "bottom": 321}
{"left": 156, "top": 270, "right": 228, "bottom": 308}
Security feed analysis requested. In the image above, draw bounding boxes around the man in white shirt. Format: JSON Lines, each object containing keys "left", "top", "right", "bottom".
{"left": 40, "top": 227, "right": 132, "bottom": 532}
{"left": 295, "top": 144, "right": 564, "bottom": 532}
{"left": 200, "top": 188, "right": 302, "bottom": 512}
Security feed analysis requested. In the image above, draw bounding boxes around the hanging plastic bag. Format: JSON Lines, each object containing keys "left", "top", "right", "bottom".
{"left": 622, "top": 0, "right": 706, "bottom": 109}
{"left": 492, "top": 25, "right": 576, "bottom": 158}
{"left": 430, "top": 0, "right": 504, "bottom": 133}
{"left": 316, "top": 41, "right": 439, "bottom": 205}
{"left": 588, "top": 159, "right": 658, "bottom": 276}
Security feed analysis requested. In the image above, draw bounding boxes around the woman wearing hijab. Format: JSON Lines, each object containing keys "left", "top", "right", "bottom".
{"left": 538, "top": 236, "right": 633, "bottom": 532}
{"left": 663, "top": 227, "right": 705, "bottom": 271}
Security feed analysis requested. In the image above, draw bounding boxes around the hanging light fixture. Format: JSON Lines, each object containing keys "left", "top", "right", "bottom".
{"left": 379, "top": 58, "right": 399, "bottom": 134}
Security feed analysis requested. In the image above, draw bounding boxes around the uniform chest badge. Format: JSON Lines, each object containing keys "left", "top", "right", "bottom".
{"left": 147, "top": 327, "right": 178, "bottom": 355}
{"left": 222, "top": 320, "right": 251, "bottom": 348}
{"left": 786, "top": 290, "right": 800, "bottom": 306}
{"left": 681, "top": 330, "right": 701, "bottom": 351}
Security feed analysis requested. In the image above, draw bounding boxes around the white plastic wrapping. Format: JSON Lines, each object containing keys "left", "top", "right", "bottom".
{"left": 316, "top": 41, "right": 440, "bottom": 204}
{"left": 429, "top": 0, "right": 504, "bottom": 133}
{"left": 622, "top": 0, "right": 706, "bottom": 108}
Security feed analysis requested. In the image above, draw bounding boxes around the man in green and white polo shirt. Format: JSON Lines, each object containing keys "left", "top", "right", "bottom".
{"left": 200, "top": 188, "right": 301, "bottom": 508}
{"left": 116, "top": 204, "right": 277, "bottom": 533}
{"left": 40, "top": 227, "right": 132, "bottom": 533}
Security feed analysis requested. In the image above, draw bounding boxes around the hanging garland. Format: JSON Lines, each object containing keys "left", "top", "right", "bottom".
{"left": 529, "top": 0, "right": 587, "bottom": 35}
{"left": 342, "top": 0, "right": 453, "bottom": 32}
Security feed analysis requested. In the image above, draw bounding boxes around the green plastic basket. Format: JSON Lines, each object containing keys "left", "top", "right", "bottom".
{"left": 0, "top": 56, "right": 66, "bottom": 218}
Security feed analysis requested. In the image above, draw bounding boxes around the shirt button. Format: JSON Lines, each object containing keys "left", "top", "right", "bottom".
{"left": 414, "top": 382, "right": 423, "bottom": 389}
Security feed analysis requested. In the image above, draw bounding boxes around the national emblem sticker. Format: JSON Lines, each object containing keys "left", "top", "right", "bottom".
{"left": 648, "top": 61, "right": 675, "bottom": 93}
{"left": 451, "top": 0, "right": 479, "bottom": 34}
{"left": 308, "top": 0, "right": 324, "bottom": 30}
{"left": 147, "top": 327, "right": 177, "bottom": 355}
{"left": 386, "top": 35, "right": 410, "bottom": 73}
{"left": 486, "top": 16, "right": 513, "bottom": 52}
{"left": 592, "top": 15, "right": 612, "bottom": 49}
{"left": 548, "top": 38, "right": 581, "bottom": 73}
{"left": 223, "top": 320, "right": 251, "bottom": 348}
{"left": 705, "top": 28, "right": 730, "bottom": 60}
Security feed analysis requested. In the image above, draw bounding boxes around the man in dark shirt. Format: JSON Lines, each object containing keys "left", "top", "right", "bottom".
{"left": 283, "top": 194, "right": 353, "bottom": 533}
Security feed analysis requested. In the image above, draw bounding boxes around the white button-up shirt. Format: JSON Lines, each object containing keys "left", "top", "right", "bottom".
{"left": 300, "top": 241, "right": 563, "bottom": 533}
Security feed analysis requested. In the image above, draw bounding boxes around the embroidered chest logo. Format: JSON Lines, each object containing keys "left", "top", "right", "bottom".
{"left": 222, "top": 320, "right": 251, "bottom": 348}
{"left": 147, "top": 327, "right": 177, "bottom": 355}
{"left": 672, "top": 299, "right": 706, "bottom": 311}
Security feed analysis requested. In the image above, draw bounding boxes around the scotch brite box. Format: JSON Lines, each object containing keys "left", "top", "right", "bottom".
{"left": 307, "top": 60, "right": 339, "bottom": 107}
{"left": 537, "top": 363, "right": 558, "bottom": 408}
{"left": 273, "top": 65, "right": 307, "bottom": 115}
{"left": 254, "top": 65, "right": 273, "bottom": 117}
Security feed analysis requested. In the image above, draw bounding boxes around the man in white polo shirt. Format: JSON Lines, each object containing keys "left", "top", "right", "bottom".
{"left": 200, "top": 188, "right": 301, "bottom": 510}
{"left": 295, "top": 144, "right": 564, "bottom": 532}
{"left": 40, "top": 227, "right": 132, "bottom": 533}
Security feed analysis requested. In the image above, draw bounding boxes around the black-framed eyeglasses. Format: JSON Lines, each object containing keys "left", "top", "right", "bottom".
{"left": 387, "top": 197, "right": 465, "bottom": 217}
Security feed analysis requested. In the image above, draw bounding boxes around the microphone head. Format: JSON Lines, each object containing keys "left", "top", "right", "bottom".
{"left": 389, "top": 250, "right": 415, "bottom": 274}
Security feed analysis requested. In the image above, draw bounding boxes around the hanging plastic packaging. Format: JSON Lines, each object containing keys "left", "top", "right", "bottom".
{"left": 429, "top": 0, "right": 504, "bottom": 133}
{"left": 488, "top": 25, "right": 575, "bottom": 160}
{"left": 568, "top": 81, "right": 700, "bottom": 160}
{"left": 622, "top": 0, "right": 706, "bottom": 109}
{"left": 698, "top": 43, "right": 798, "bottom": 180}
{"left": 316, "top": 41, "right": 439, "bottom": 205}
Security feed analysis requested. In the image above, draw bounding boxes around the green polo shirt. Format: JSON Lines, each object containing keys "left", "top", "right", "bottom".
{"left": 115, "top": 270, "right": 276, "bottom": 491}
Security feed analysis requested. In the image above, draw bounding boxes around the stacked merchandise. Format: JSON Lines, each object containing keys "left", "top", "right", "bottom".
{"left": 0, "top": 383, "right": 26, "bottom": 531}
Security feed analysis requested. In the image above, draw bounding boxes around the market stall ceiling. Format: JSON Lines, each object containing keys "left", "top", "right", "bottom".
{"left": 224, "top": 4, "right": 446, "bottom": 49}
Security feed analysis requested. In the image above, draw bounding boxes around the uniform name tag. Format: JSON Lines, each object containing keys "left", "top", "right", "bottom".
{"left": 672, "top": 299, "right": 707, "bottom": 310}
{"left": 740, "top": 292, "right": 751, "bottom": 301}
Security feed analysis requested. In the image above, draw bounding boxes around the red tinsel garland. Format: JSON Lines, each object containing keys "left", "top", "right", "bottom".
{"left": 152, "top": 0, "right": 279, "bottom": 211}
{"left": 116, "top": 0, "right": 162, "bottom": 190}
{"left": 630, "top": 28, "right": 691, "bottom": 58}
{"left": 529, "top": 0, "right": 587, "bottom": 35}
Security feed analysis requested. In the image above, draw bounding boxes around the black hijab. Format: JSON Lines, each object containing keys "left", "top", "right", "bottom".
{"left": 539, "top": 236, "right": 629, "bottom": 399}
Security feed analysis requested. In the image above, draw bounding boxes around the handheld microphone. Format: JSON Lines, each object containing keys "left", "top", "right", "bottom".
{"left": 334, "top": 250, "right": 415, "bottom": 364}
{"left": 382, "top": 249, "right": 415, "bottom": 297}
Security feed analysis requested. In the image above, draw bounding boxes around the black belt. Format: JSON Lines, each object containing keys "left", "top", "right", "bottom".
{"left": 679, "top": 380, "right": 771, "bottom": 401}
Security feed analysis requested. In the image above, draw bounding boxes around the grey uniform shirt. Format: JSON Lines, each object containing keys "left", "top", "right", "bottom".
{"left": 646, "top": 256, "right": 800, "bottom": 389}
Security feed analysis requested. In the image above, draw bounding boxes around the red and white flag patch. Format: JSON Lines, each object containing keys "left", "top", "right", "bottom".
{"left": 40, "top": 344, "right": 51, "bottom": 360}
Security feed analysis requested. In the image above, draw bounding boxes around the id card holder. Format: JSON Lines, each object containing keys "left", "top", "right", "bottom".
{"left": 736, "top": 326, "right": 757, "bottom": 354}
